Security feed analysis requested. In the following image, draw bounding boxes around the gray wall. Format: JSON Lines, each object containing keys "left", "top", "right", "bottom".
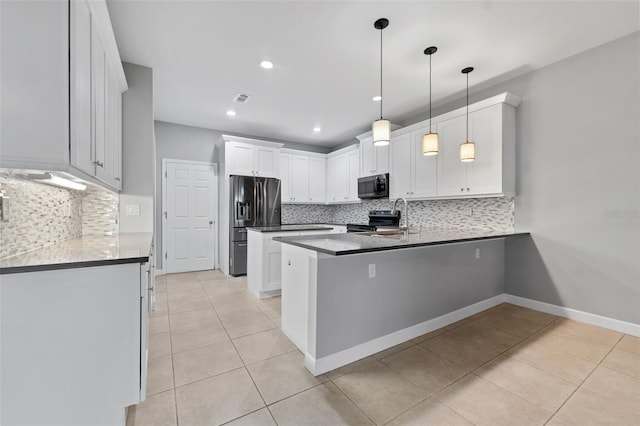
{"left": 154, "top": 121, "right": 335, "bottom": 270}
{"left": 404, "top": 33, "right": 639, "bottom": 324}
{"left": 120, "top": 62, "right": 154, "bottom": 233}
{"left": 316, "top": 239, "right": 505, "bottom": 357}
{"left": 154, "top": 121, "right": 221, "bottom": 270}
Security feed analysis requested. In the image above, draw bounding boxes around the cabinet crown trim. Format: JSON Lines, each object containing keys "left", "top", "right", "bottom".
{"left": 326, "top": 144, "right": 358, "bottom": 158}
{"left": 281, "top": 148, "right": 327, "bottom": 158}
{"left": 391, "top": 92, "right": 521, "bottom": 137}
{"left": 222, "top": 134, "right": 284, "bottom": 149}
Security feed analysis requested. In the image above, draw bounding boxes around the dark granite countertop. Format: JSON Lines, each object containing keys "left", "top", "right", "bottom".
{"left": 274, "top": 228, "right": 529, "bottom": 256}
{"left": 0, "top": 232, "right": 153, "bottom": 274}
{"left": 247, "top": 224, "right": 335, "bottom": 233}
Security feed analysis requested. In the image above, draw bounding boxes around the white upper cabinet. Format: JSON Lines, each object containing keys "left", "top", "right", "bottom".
{"left": 390, "top": 93, "right": 519, "bottom": 200}
{"left": 226, "top": 139, "right": 281, "bottom": 178}
{"left": 389, "top": 128, "right": 436, "bottom": 200}
{"left": 359, "top": 136, "right": 389, "bottom": 177}
{"left": 326, "top": 146, "right": 359, "bottom": 203}
{"left": 308, "top": 157, "right": 326, "bottom": 203}
{"left": 1, "top": 0, "right": 127, "bottom": 192}
{"left": 437, "top": 103, "right": 514, "bottom": 198}
{"left": 280, "top": 150, "right": 326, "bottom": 204}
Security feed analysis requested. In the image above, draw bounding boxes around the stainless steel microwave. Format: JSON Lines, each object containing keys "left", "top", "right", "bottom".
{"left": 357, "top": 173, "right": 389, "bottom": 199}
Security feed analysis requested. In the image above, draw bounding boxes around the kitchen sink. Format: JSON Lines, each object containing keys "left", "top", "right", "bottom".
{"left": 364, "top": 229, "right": 420, "bottom": 239}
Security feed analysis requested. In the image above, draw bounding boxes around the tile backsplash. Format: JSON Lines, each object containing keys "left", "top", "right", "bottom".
{"left": 282, "top": 197, "right": 514, "bottom": 232}
{"left": 0, "top": 172, "right": 119, "bottom": 259}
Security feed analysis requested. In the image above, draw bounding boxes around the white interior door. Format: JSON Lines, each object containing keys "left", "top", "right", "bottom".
{"left": 163, "top": 160, "right": 217, "bottom": 274}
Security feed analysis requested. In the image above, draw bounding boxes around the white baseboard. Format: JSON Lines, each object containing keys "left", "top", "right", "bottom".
{"left": 304, "top": 294, "right": 506, "bottom": 376}
{"left": 155, "top": 269, "right": 164, "bottom": 277}
{"left": 504, "top": 295, "right": 640, "bottom": 337}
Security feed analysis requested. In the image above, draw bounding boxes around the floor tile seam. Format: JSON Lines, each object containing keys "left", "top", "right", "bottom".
{"left": 535, "top": 320, "right": 624, "bottom": 349}
{"left": 505, "top": 333, "right": 612, "bottom": 368}
{"left": 215, "top": 305, "right": 279, "bottom": 323}
{"left": 376, "top": 392, "right": 433, "bottom": 426}
{"left": 435, "top": 371, "right": 556, "bottom": 425}
{"left": 239, "top": 347, "right": 300, "bottom": 368}
{"left": 326, "top": 377, "right": 382, "bottom": 425}
{"left": 573, "top": 335, "right": 640, "bottom": 415}
{"left": 261, "top": 380, "right": 331, "bottom": 408}
{"left": 222, "top": 321, "right": 271, "bottom": 410}
{"left": 378, "top": 351, "right": 471, "bottom": 397}
{"left": 172, "top": 365, "right": 248, "bottom": 392}
{"left": 540, "top": 336, "right": 623, "bottom": 425}
{"left": 218, "top": 407, "right": 277, "bottom": 426}
{"left": 428, "top": 372, "right": 482, "bottom": 426}
{"left": 167, "top": 300, "right": 215, "bottom": 316}
{"left": 373, "top": 342, "right": 419, "bottom": 361}
{"left": 443, "top": 326, "right": 527, "bottom": 354}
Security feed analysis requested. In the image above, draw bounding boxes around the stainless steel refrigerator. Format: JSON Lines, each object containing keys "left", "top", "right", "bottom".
{"left": 229, "top": 175, "right": 281, "bottom": 276}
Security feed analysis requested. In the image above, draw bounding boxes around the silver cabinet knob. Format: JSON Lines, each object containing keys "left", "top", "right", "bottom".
{"left": 209, "top": 221, "right": 213, "bottom": 225}
{"left": 460, "top": 188, "right": 464, "bottom": 192}
{"left": 288, "top": 260, "right": 291, "bottom": 266}
{"left": 466, "top": 188, "right": 470, "bottom": 192}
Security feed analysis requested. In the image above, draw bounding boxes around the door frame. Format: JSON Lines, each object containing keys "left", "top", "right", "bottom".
{"left": 162, "top": 158, "right": 218, "bottom": 274}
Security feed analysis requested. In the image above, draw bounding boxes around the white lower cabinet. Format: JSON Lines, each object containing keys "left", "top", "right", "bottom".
{"left": 247, "top": 227, "right": 340, "bottom": 298}
{"left": 0, "top": 262, "right": 148, "bottom": 425}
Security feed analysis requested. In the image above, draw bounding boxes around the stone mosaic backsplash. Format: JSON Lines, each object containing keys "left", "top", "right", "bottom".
{"left": 0, "top": 172, "right": 119, "bottom": 259}
{"left": 282, "top": 197, "right": 514, "bottom": 232}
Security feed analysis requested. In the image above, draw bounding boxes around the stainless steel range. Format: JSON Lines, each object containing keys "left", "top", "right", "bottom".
{"left": 346, "top": 210, "right": 400, "bottom": 233}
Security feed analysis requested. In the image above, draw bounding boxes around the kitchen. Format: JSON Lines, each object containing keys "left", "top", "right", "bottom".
{"left": 1, "top": 1, "right": 639, "bottom": 425}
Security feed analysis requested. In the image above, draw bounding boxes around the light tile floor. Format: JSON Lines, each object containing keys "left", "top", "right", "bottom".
{"left": 127, "top": 271, "right": 640, "bottom": 426}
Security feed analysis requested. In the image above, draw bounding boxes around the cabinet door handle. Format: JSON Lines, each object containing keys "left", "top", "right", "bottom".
{"left": 115, "top": 177, "right": 120, "bottom": 181}
{"left": 93, "top": 161, "right": 104, "bottom": 168}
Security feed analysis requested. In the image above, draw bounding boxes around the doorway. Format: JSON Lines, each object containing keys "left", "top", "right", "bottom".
{"left": 162, "top": 159, "right": 218, "bottom": 274}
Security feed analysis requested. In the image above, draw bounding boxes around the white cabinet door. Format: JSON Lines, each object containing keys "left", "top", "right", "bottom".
{"left": 290, "top": 155, "right": 309, "bottom": 202}
{"left": 334, "top": 155, "right": 349, "bottom": 201}
{"left": 436, "top": 115, "right": 467, "bottom": 197}
{"left": 280, "top": 154, "right": 291, "bottom": 202}
{"left": 467, "top": 104, "right": 503, "bottom": 195}
{"left": 228, "top": 142, "right": 255, "bottom": 176}
{"left": 70, "top": 0, "right": 93, "bottom": 176}
{"left": 375, "top": 143, "right": 390, "bottom": 175}
{"left": 326, "top": 157, "right": 337, "bottom": 202}
{"left": 255, "top": 146, "right": 279, "bottom": 178}
{"left": 347, "top": 149, "right": 360, "bottom": 201}
{"left": 411, "top": 129, "right": 437, "bottom": 198}
{"left": 390, "top": 133, "right": 411, "bottom": 198}
{"left": 360, "top": 138, "right": 375, "bottom": 176}
{"left": 308, "top": 157, "right": 326, "bottom": 203}
{"left": 92, "top": 27, "right": 106, "bottom": 182}
{"left": 360, "top": 137, "right": 389, "bottom": 177}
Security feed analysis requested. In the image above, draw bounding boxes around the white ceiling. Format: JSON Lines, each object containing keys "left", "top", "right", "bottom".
{"left": 106, "top": 0, "right": 639, "bottom": 147}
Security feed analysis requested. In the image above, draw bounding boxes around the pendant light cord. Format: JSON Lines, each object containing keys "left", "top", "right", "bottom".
{"left": 429, "top": 54, "right": 432, "bottom": 132}
{"left": 379, "top": 28, "right": 383, "bottom": 119}
{"left": 466, "top": 72, "right": 469, "bottom": 141}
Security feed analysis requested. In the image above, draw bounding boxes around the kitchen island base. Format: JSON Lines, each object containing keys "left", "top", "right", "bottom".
{"left": 280, "top": 238, "right": 506, "bottom": 376}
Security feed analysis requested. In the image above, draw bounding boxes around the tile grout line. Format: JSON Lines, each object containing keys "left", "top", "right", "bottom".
{"left": 542, "top": 333, "right": 627, "bottom": 425}
{"left": 327, "top": 376, "right": 380, "bottom": 426}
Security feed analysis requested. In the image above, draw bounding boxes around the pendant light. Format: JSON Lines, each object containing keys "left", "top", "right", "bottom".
{"left": 460, "top": 67, "right": 475, "bottom": 162}
{"left": 422, "top": 46, "right": 439, "bottom": 156}
{"left": 372, "top": 18, "right": 390, "bottom": 146}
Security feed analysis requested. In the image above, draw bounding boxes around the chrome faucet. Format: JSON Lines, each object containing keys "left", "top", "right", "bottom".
{"left": 391, "top": 197, "right": 409, "bottom": 238}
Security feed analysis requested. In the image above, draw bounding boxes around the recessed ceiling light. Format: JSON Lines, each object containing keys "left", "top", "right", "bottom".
{"left": 372, "top": 95, "right": 382, "bottom": 102}
{"left": 260, "top": 60, "right": 274, "bottom": 69}
{"left": 226, "top": 110, "right": 236, "bottom": 116}
{"left": 313, "top": 127, "right": 321, "bottom": 133}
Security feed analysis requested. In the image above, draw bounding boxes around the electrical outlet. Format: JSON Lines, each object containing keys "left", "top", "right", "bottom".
{"left": 126, "top": 204, "right": 141, "bottom": 216}
{"left": 475, "top": 248, "right": 480, "bottom": 259}
{"left": 368, "top": 263, "right": 376, "bottom": 278}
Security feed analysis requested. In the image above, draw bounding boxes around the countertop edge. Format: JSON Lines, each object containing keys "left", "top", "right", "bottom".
{"left": 274, "top": 232, "right": 530, "bottom": 256}
{"left": 0, "top": 256, "right": 150, "bottom": 275}
{"left": 247, "top": 225, "right": 335, "bottom": 233}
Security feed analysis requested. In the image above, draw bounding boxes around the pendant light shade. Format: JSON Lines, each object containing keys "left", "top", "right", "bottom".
{"left": 372, "top": 18, "right": 390, "bottom": 146}
{"left": 373, "top": 119, "right": 391, "bottom": 146}
{"left": 460, "top": 66, "right": 475, "bottom": 162}
{"left": 422, "top": 46, "right": 439, "bottom": 156}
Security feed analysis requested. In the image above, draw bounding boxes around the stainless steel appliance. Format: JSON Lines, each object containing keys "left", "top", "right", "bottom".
{"left": 357, "top": 173, "right": 389, "bottom": 199}
{"left": 229, "top": 175, "right": 281, "bottom": 276}
{"left": 346, "top": 209, "right": 400, "bottom": 232}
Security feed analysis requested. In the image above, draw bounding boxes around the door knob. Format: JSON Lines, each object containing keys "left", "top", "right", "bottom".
{"left": 209, "top": 221, "right": 213, "bottom": 225}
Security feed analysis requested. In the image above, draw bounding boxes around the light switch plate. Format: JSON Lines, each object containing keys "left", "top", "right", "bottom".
{"left": 126, "top": 204, "right": 141, "bottom": 216}
{"left": 368, "top": 263, "right": 376, "bottom": 278}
